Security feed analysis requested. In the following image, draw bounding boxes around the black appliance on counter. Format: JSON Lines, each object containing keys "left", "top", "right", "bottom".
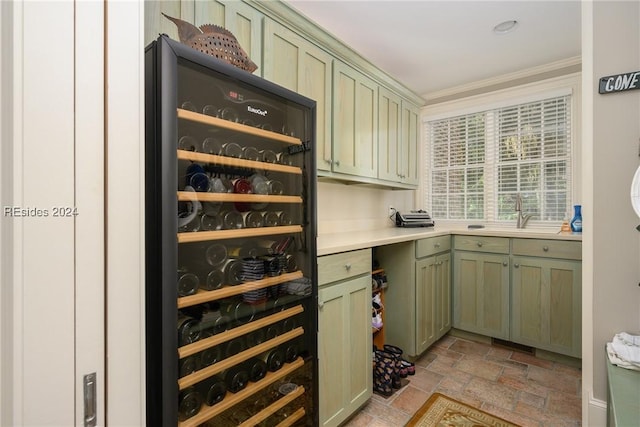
{"left": 395, "top": 210, "right": 435, "bottom": 227}
{"left": 145, "top": 35, "right": 317, "bottom": 427}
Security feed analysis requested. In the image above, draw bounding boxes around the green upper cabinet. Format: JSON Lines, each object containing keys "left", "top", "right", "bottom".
{"left": 333, "top": 60, "right": 378, "bottom": 178}
{"left": 401, "top": 101, "right": 420, "bottom": 186}
{"left": 194, "top": 0, "right": 263, "bottom": 77}
{"left": 263, "top": 19, "right": 333, "bottom": 172}
{"left": 378, "top": 87, "right": 402, "bottom": 182}
{"left": 144, "top": 0, "right": 423, "bottom": 188}
{"left": 144, "top": 1, "right": 263, "bottom": 75}
{"left": 378, "top": 92, "right": 420, "bottom": 186}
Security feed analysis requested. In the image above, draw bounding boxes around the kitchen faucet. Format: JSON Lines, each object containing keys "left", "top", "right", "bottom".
{"left": 515, "top": 193, "right": 532, "bottom": 229}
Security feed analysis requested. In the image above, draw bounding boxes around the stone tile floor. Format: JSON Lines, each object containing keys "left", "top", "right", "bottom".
{"left": 344, "top": 335, "right": 582, "bottom": 427}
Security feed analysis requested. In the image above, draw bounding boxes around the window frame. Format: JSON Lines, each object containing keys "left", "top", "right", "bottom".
{"left": 419, "top": 74, "right": 581, "bottom": 228}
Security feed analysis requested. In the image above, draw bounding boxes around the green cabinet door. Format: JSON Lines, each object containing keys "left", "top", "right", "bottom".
{"left": 194, "top": 0, "right": 263, "bottom": 76}
{"left": 511, "top": 256, "right": 582, "bottom": 357}
{"left": 378, "top": 86, "right": 402, "bottom": 182}
{"left": 318, "top": 275, "right": 372, "bottom": 427}
{"left": 416, "top": 256, "right": 438, "bottom": 354}
{"left": 144, "top": 0, "right": 184, "bottom": 46}
{"left": 400, "top": 100, "right": 420, "bottom": 185}
{"left": 415, "top": 252, "right": 452, "bottom": 354}
{"left": 437, "top": 252, "right": 452, "bottom": 338}
{"left": 263, "top": 19, "right": 333, "bottom": 172}
{"left": 333, "top": 60, "right": 378, "bottom": 178}
{"left": 453, "top": 251, "right": 510, "bottom": 339}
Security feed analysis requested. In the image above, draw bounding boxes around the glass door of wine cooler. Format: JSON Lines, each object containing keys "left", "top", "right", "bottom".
{"left": 145, "top": 35, "right": 317, "bottom": 427}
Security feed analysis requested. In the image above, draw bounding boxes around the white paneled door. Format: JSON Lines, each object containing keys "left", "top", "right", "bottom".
{"left": 1, "top": 1, "right": 105, "bottom": 425}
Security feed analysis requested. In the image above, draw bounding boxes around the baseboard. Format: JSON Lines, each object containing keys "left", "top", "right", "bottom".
{"left": 587, "top": 395, "right": 607, "bottom": 426}
{"left": 535, "top": 348, "right": 582, "bottom": 369}
{"left": 448, "top": 328, "right": 492, "bottom": 345}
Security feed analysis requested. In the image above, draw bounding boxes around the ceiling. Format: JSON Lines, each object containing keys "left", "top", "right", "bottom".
{"left": 284, "top": 1, "right": 581, "bottom": 99}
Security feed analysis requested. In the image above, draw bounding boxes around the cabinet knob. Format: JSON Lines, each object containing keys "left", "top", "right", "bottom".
{"left": 318, "top": 300, "right": 324, "bottom": 308}
{"left": 503, "top": 261, "right": 508, "bottom": 267}
{"left": 434, "top": 243, "right": 440, "bottom": 248}
{"left": 335, "top": 160, "right": 340, "bottom": 167}
{"left": 344, "top": 263, "right": 351, "bottom": 271}
{"left": 325, "top": 159, "right": 332, "bottom": 165}
{"left": 514, "top": 263, "right": 520, "bottom": 268}
{"left": 477, "top": 241, "right": 483, "bottom": 247}
{"left": 542, "top": 246, "right": 549, "bottom": 252}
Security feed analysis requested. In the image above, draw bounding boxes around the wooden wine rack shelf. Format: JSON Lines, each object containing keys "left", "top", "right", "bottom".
{"left": 177, "top": 225, "right": 302, "bottom": 243}
{"left": 177, "top": 191, "right": 302, "bottom": 204}
{"left": 177, "top": 149, "right": 302, "bottom": 175}
{"left": 177, "top": 357, "right": 306, "bottom": 427}
{"left": 238, "top": 385, "right": 305, "bottom": 427}
{"left": 178, "top": 108, "right": 302, "bottom": 146}
{"left": 178, "top": 271, "right": 304, "bottom": 309}
{"left": 178, "top": 304, "right": 304, "bottom": 359}
{"left": 179, "top": 327, "right": 304, "bottom": 390}
{"left": 276, "top": 407, "right": 306, "bottom": 427}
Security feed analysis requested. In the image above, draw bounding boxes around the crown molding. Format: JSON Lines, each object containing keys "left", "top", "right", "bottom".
{"left": 422, "top": 56, "right": 582, "bottom": 104}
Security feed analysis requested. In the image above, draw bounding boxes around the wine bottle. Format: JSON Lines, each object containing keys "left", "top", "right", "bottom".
{"left": 223, "top": 365, "right": 250, "bottom": 393}
{"left": 177, "top": 269, "right": 199, "bottom": 297}
{"left": 227, "top": 242, "right": 262, "bottom": 259}
{"left": 196, "top": 375, "right": 226, "bottom": 406}
{"left": 265, "top": 323, "right": 281, "bottom": 340}
{"left": 177, "top": 314, "right": 201, "bottom": 347}
{"left": 282, "top": 316, "right": 298, "bottom": 333}
{"left": 204, "top": 243, "right": 227, "bottom": 268}
{"left": 245, "top": 357, "right": 268, "bottom": 382}
{"left": 262, "top": 347, "right": 285, "bottom": 372}
{"left": 177, "top": 386, "right": 202, "bottom": 421}
{"left": 179, "top": 355, "right": 199, "bottom": 378}
{"left": 220, "top": 259, "right": 244, "bottom": 285}
{"left": 198, "top": 303, "right": 230, "bottom": 336}
{"left": 202, "top": 269, "right": 224, "bottom": 291}
{"left": 224, "top": 337, "right": 246, "bottom": 358}
{"left": 199, "top": 345, "right": 222, "bottom": 368}
{"left": 283, "top": 341, "right": 300, "bottom": 363}
{"left": 220, "top": 298, "right": 257, "bottom": 325}
{"left": 245, "top": 328, "right": 266, "bottom": 348}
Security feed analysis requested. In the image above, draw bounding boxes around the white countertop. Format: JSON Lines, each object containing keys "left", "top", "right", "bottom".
{"left": 317, "top": 225, "right": 581, "bottom": 256}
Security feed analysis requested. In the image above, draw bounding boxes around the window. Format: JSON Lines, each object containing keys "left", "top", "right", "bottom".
{"left": 425, "top": 94, "right": 572, "bottom": 225}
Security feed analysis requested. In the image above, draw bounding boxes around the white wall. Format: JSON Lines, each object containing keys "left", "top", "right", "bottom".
{"left": 582, "top": 2, "right": 640, "bottom": 424}
{"left": 105, "top": 1, "right": 146, "bottom": 425}
{"left": 1, "top": 1, "right": 106, "bottom": 425}
{"left": 317, "top": 181, "right": 416, "bottom": 234}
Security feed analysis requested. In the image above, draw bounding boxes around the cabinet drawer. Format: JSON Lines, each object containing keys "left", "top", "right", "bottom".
{"left": 318, "top": 249, "right": 372, "bottom": 286}
{"left": 512, "top": 239, "right": 582, "bottom": 260}
{"left": 453, "top": 235, "right": 509, "bottom": 254}
{"left": 416, "top": 235, "right": 451, "bottom": 258}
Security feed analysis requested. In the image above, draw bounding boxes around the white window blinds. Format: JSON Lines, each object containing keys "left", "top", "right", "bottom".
{"left": 426, "top": 95, "right": 572, "bottom": 225}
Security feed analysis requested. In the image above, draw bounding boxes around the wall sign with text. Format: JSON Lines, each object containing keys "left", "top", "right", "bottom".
{"left": 599, "top": 70, "right": 640, "bottom": 94}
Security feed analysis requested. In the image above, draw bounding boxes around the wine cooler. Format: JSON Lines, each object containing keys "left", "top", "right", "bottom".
{"left": 145, "top": 35, "right": 317, "bottom": 427}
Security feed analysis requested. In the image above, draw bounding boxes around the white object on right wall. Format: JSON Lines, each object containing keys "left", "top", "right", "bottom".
{"left": 631, "top": 165, "right": 640, "bottom": 219}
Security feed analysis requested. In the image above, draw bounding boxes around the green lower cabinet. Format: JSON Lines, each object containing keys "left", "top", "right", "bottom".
{"left": 510, "top": 256, "right": 582, "bottom": 358}
{"left": 415, "top": 253, "right": 451, "bottom": 354}
{"left": 318, "top": 275, "right": 372, "bottom": 427}
{"left": 453, "top": 251, "right": 510, "bottom": 340}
